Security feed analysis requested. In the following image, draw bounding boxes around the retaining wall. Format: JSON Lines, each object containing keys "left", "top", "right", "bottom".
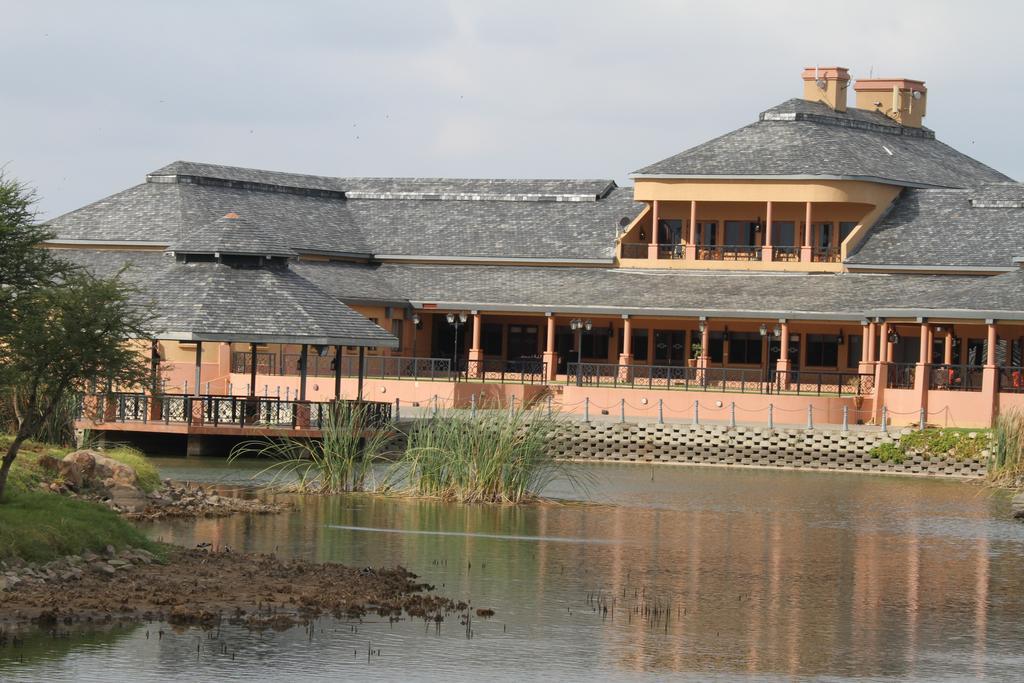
{"left": 550, "top": 423, "right": 987, "bottom": 478}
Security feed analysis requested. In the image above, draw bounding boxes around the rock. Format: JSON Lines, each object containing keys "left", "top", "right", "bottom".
{"left": 108, "top": 484, "right": 148, "bottom": 513}
{"left": 92, "top": 563, "right": 117, "bottom": 576}
{"left": 1012, "top": 492, "right": 1024, "bottom": 520}
{"left": 58, "top": 460, "right": 83, "bottom": 489}
{"left": 63, "top": 450, "right": 99, "bottom": 481}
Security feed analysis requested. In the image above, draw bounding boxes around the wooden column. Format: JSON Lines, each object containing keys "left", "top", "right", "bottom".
{"left": 333, "top": 345, "right": 343, "bottom": 400}
{"left": 249, "top": 342, "right": 258, "bottom": 396}
{"left": 298, "top": 343, "right": 309, "bottom": 401}
{"left": 761, "top": 200, "right": 774, "bottom": 262}
{"left": 357, "top": 347, "right": 366, "bottom": 402}
{"left": 648, "top": 200, "right": 660, "bottom": 259}
{"left": 685, "top": 200, "right": 698, "bottom": 260}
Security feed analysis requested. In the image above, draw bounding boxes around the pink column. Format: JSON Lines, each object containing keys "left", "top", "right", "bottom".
{"left": 647, "top": 200, "right": 660, "bottom": 260}
{"left": 467, "top": 312, "right": 484, "bottom": 378}
{"left": 761, "top": 200, "right": 774, "bottom": 262}
{"left": 685, "top": 200, "right": 698, "bottom": 260}
{"left": 867, "top": 322, "right": 877, "bottom": 363}
{"left": 618, "top": 316, "right": 634, "bottom": 381}
{"left": 875, "top": 321, "right": 890, "bottom": 424}
{"left": 542, "top": 314, "right": 557, "bottom": 381}
{"left": 801, "top": 201, "right": 813, "bottom": 262}
{"left": 858, "top": 321, "right": 873, "bottom": 376}
{"left": 913, "top": 322, "right": 931, "bottom": 423}
{"left": 944, "top": 330, "right": 953, "bottom": 365}
{"left": 981, "top": 322, "right": 1000, "bottom": 427}
{"left": 776, "top": 320, "right": 791, "bottom": 389}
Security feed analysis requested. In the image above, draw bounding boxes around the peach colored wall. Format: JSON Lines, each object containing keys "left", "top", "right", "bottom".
{"left": 927, "top": 391, "right": 996, "bottom": 428}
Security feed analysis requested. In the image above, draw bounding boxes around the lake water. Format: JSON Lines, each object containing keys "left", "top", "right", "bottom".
{"left": 3, "top": 460, "right": 1024, "bottom": 681}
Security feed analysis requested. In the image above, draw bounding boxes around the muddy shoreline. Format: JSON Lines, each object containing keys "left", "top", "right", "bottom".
{"left": 0, "top": 546, "right": 470, "bottom": 631}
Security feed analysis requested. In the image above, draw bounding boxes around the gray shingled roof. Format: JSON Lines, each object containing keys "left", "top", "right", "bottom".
{"left": 47, "top": 162, "right": 641, "bottom": 262}
{"left": 633, "top": 99, "right": 1012, "bottom": 189}
{"left": 876, "top": 268, "right": 1024, "bottom": 320}
{"left": 167, "top": 213, "right": 297, "bottom": 258}
{"left": 56, "top": 249, "right": 397, "bottom": 347}
{"left": 848, "top": 185, "right": 1024, "bottom": 269}
{"left": 61, "top": 247, "right": 1024, "bottom": 322}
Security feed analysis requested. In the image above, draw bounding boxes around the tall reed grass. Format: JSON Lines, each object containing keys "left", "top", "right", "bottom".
{"left": 991, "top": 408, "right": 1024, "bottom": 487}
{"left": 230, "top": 401, "right": 392, "bottom": 493}
{"left": 389, "top": 405, "right": 584, "bottom": 503}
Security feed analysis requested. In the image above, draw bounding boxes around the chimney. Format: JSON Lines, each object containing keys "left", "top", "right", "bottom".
{"left": 853, "top": 77, "right": 927, "bottom": 128}
{"left": 801, "top": 66, "right": 851, "bottom": 112}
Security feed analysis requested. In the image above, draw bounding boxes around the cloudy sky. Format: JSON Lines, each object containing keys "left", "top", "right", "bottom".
{"left": 2, "top": 0, "right": 1021, "bottom": 218}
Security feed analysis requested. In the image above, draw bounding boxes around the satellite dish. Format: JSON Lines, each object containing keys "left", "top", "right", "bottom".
{"left": 618, "top": 216, "right": 632, "bottom": 229}
{"left": 912, "top": 90, "right": 922, "bottom": 100}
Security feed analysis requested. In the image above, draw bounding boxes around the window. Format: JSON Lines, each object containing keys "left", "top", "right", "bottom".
{"left": 727, "top": 332, "right": 762, "bottom": 365}
{"left": 708, "top": 332, "right": 725, "bottom": 364}
{"left": 507, "top": 325, "right": 539, "bottom": 359}
{"left": 658, "top": 219, "right": 683, "bottom": 244}
{"left": 696, "top": 222, "right": 717, "bottom": 246}
{"left": 582, "top": 331, "right": 610, "bottom": 360}
{"left": 725, "top": 221, "right": 758, "bottom": 247}
{"left": 772, "top": 221, "right": 795, "bottom": 246}
{"left": 806, "top": 334, "right": 839, "bottom": 367}
{"left": 619, "top": 328, "right": 649, "bottom": 361}
{"left": 847, "top": 333, "right": 863, "bottom": 369}
{"left": 481, "top": 323, "right": 503, "bottom": 355}
{"left": 814, "top": 222, "right": 834, "bottom": 248}
{"left": 391, "top": 319, "right": 404, "bottom": 352}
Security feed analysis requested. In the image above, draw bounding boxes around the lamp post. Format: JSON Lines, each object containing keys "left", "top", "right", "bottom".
{"left": 570, "top": 318, "right": 592, "bottom": 386}
{"left": 411, "top": 313, "right": 421, "bottom": 358}
{"left": 446, "top": 312, "right": 468, "bottom": 378}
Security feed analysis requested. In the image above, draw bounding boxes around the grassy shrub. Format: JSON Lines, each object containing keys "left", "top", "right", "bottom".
{"left": 991, "top": 409, "right": 1024, "bottom": 486}
{"left": 102, "top": 446, "right": 162, "bottom": 493}
{"left": 899, "top": 428, "right": 989, "bottom": 461}
{"left": 230, "top": 401, "right": 392, "bottom": 493}
{"left": 0, "top": 491, "right": 160, "bottom": 563}
{"left": 391, "top": 407, "right": 585, "bottom": 503}
{"left": 869, "top": 441, "right": 905, "bottom": 464}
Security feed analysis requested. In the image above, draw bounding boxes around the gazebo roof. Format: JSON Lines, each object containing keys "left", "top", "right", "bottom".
{"left": 166, "top": 212, "right": 297, "bottom": 258}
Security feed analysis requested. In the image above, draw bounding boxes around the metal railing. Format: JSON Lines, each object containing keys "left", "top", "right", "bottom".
{"left": 567, "top": 363, "right": 873, "bottom": 396}
{"left": 620, "top": 243, "right": 649, "bottom": 259}
{"left": 886, "top": 363, "right": 917, "bottom": 389}
{"left": 273, "top": 354, "right": 453, "bottom": 380}
{"left": 931, "top": 364, "right": 984, "bottom": 392}
{"left": 696, "top": 245, "right": 761, "bottom": 261}
{"left": 230, "top": 351, "right": 277, "bottom": 375}
{"left": 773, "top": 370, "right": 874, "bottom": 396}
{"left": 999, "top": 366, "right": 1024, "bottom": 394}
{"left": 82, "top": 392, "right": 392, "bottom": 430}
{"left": 657, "top": 243, "right": 686, "bottom": 260}
{"left": 465, "top": 359, "right": 547, "bottom": 384}
{"left": 812, "top": 247, "right": 841, "bottom": 263}
{"left": 772, "top": 245, "right": 800, "bottom": 262}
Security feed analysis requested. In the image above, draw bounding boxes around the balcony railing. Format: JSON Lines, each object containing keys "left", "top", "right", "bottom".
{"left": 812, "top": 247, "right": 841, "bottom": 263}
{"left": 886, "top": 363, "right": 917, "bottom": 389}
{"left": 269, "top": 354, "right": 453, "bottom": 380}
{"left": 567, "top": 363, "right": 873, "bottom": 396}
{"left": 620, "top": 243, "right": 649, "bottom": 259}
{"left": 465, "top": 359, "right": 547, "bottom": 384}
{"left": 999, "top": 366, "right": 1024, "bottom": 394}
{"left": 697, "top": 245, "right": 761, "bottom": 261}
{"left": 771, "top": 246, "right": 800, "bottom": 262}
{"left": 657, "top": 243, "right": 685, "bottom": 260}
{"left": 230, "top": 351, "right": 277, "bottom": 375}
{"left": 81, "top": 392, "right": 392, "bottom": 430}
{"left": 930, "top": 364, "right": 984, "bottom": 392}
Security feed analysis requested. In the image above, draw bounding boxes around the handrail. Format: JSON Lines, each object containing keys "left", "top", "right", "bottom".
{"left": 886, "top": 363, "right": 916, "bottom": 390}
{"left": 696, "top": 244, "right": 761, "bottom": 261}
{"left": 931, "top": 364, "right": 984, "bottom": 392}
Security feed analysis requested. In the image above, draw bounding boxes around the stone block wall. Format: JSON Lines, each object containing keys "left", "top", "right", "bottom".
{"left": 550, "top": 423, "right": 987, "bottom": 478}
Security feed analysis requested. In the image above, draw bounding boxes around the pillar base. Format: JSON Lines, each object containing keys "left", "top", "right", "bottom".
{"left": 800, "top": 245, "right": 813, "bottom": 262}
{"left": 685, "top": 244, "right": 697, "bottom": 260}
{"left": 467, "top": 348, "right": 484, "bottom": 379}
{"left": 542, "top": 351, "right": 558, "bottom": 381}
{"left": 647, "top": 244, "right": 660, "bottom": 260}
{"left": 761, "top": 246, "right": 774, "bottom": 263}
{"left": 775, "top": 358, "right": 791, "bottom": 391}
{"left": 617, "top": 354, "right": 634, "bottom": 383}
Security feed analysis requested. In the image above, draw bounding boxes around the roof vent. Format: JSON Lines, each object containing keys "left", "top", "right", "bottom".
{"left": 223, "top": 212, "right": 240, "bottom": 219}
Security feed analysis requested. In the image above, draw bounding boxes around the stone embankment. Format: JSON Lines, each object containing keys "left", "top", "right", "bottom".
{"left": 0, "top": 546, "right": 469, "bottom": 631}
{"left": 38, "top": 449, "right": 288, "bottom": 519}
{"left": 553, "top": 423, "right": 988, "bottom": 478}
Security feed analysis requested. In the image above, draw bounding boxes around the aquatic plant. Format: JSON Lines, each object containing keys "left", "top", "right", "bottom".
{"left": 990, "top": 408, "right": 1024, "bottom": 486}
{"left": 230, "top": 401, "right": 392, "bottom": 493}
{"left": 389, "top": 405, "right": 586, "bottom": 503}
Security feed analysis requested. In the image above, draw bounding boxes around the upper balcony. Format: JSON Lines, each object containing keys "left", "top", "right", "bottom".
{"left": 617, "top": 198, "right": 877, "bottom": 272}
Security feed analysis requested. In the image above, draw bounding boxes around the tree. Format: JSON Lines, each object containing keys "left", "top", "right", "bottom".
{"left": 0, "top": 173, "right": 154, "bottom": 500}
